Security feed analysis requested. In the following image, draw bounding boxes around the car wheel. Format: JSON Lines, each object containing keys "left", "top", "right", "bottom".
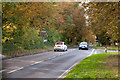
{"left": 54, "top": 50, "right": 56, "bottom": 52}
{"left": 79, "top": 48, "right": 80, "bottom": 50}
{"left": 63, "top": 48, "right": 65, "bottom": 52}
{"left": 66, "top": 49, "right": 67, "bottom": 51}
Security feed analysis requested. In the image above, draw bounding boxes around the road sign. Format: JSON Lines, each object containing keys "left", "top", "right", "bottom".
{"left": 41, "top": 31, "right": 48, "bottom": 37}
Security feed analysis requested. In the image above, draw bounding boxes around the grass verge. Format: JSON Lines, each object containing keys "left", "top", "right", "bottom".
{"left": 94, "top": 46, "right": 118, "bottom": 50}
{"left": 2, "top": 46, "right": 54, "bottom": 59}
{"left": 64, "top": 52, "right": 119, "bottom": 79}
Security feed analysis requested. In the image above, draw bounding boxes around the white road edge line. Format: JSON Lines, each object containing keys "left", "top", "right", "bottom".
{"left": 7, "top": 67, "right": 23, "bottom": 74}
{"left": 88, "top": 49, "right": 95, "bottom": 57}
{"left": 94, "top": 50, "right": 97, "bottom": 54}
{"left": 57, "top": 62, "right": 78, "bottom": 79}
{"left": 57, "top": 49, "right": 95, "bottom": 79}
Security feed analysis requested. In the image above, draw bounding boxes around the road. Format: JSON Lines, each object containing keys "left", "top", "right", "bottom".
{"left": 2, "top": 48, "right": 117, "bottom": 79}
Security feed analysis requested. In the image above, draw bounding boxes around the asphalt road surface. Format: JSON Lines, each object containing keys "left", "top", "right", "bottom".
{"left": 2, "top": 48, "right": 117, "bottom": 79}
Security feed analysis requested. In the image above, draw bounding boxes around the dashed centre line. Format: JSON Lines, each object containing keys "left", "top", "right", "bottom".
{"left": 6, "top": 49, "right": 76, "bottom": 74}
{"left": 7, "top": 67, "right": 24, "bottom": 74}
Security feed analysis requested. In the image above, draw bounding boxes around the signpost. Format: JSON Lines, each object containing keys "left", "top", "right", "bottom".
{"left": 41, "top": 31, "right": 48, "bottom": 42}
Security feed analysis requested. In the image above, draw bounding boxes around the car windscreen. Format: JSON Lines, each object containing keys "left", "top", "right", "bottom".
{"left": 80, "top": 42, "right": 87, "bottom": 45}
{"left": 56, "top": 42, "right": 63, "bottom": 45}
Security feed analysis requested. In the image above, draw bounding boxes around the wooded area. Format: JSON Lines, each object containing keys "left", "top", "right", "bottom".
{"left": 84, "top": 2, "right": 119, "bottom": 46}
{"left": 2, "top": 2, "right": 119, "bottom": 56}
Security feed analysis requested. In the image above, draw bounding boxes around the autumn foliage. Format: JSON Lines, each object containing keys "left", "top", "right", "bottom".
{"left": 2, "top": 2, "right": 118, "bottom": 55}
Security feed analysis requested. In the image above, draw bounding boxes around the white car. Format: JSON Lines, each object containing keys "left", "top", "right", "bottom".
{"left": 54, "top": 42, "right": 67, "bottom": 51}
{"left": 79, "top": 42, "right": 88, "bottom": 50}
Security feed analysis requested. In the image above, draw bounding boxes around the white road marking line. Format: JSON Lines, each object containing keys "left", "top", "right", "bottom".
{"left": 57, "top": 49, "right": 95, "bottom": 79}
{"left": 7, "top": 67, "right": 23, "bottom": 74}
{"left": 7, "top": 49, "right": 76, "bottom": 74}
{"left": 48, "top": 56, "right": 57, "bottom": 60}
{"left": 94, "top": 50, "right": 97, "bottom": 54}
{"left": 88, "top": 49, "right": 95, "bottom": 56}
{"left": 0, "top": 70, "right": 6, "bottom": 73}
{"left": 7, "top": 61, "right": 43, "bottom": 74}
{"left": 30, "top": 61, "right": 43, "bottom": 66}
{"left": 7, "top": 53, "right": 63, "bottom": 74}
{"left": 57, "top": 62, "right": 78, "bottom": 79}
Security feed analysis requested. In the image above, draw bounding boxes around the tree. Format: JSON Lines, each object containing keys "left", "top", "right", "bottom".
{"left": 2, "top": 2, "right": 59, "bottom": 52}
{"left": 85, "top": 2, "right": 119, "bottom": 45}
{"left": 55, "top": 2, "right": 90, "bottom": 45}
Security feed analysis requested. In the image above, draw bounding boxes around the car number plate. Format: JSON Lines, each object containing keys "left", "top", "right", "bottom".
{"left": 57, "top": 46, "right": 61, "bottom": 47}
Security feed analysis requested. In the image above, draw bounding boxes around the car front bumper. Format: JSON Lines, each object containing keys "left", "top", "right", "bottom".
{"left": 79, "top": 47, "right": 88, "bottom": 49}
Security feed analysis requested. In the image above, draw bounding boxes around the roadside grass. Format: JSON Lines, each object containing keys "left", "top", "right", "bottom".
{"left": 94, "top": 46, "right": 118, "bottom": 50}
{"left": 2, "top": 46, "right": 54, "bottom": 59}
{"left": 64, "top": 52, "right": 119, "bottom": 79}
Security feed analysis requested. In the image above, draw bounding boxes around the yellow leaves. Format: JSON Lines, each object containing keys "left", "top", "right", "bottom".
{"left": 105, "top": 32, "right": 109, "bottom": 35}
{"left": 6, "top": 26, "right": 10, "bottom": 28}
{"left": 11, "top": 37, "right": 14, "bottom": 40}
{"left": 13, "top": 26, "right": 17, "bottom": 29}
{"left": 93, "top": 20, "right": 96, "bottom": 23}
{"left": 2, "top": 37, "right": 7, "bottom": 43}
{"left": 28, "top": 9, "right": 32, "bottom": 13}
{"left": 2, "top": 37, "right": 14, "bottom": 43}
{"left": 3, "top": 5, "right": 5, "bottom": 8}
{"left": 3, "top": 23, "right": 17, "bottom": 33}
{"left": 108, "top": 21, "right": 113, "bottom": 26}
